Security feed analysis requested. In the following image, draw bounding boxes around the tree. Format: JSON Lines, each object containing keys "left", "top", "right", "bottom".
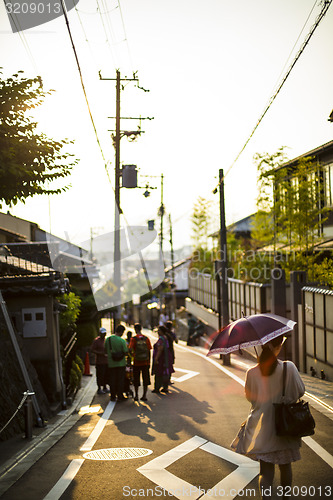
{"left": 58, "top": 291, "right": 82, "bottom": 341}
{"left": 0, "top": 70, "right": 78, "bottom": 206}
{"left": 190, "top": 196, "right": 213, "bottom": 249}
{"left": 252, "top": 147, "right": 289, "bottom": 249}
{"left": 253, "top": 148, "right": 331, "bottom": 284}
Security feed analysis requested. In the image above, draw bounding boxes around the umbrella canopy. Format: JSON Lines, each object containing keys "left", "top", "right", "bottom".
{"left": 207, "top": 313, "right": 296, "bottom": 356}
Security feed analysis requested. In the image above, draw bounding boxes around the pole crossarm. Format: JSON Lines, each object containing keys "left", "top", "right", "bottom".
{"left": 99, "top": 72, "right": 138, "bottom": 83}
{"left": 108, "top": 116, "right": 154, "bottom": 120}
{"left": 99, "top": 70, "right": 151, "bottom": 93}
{"left": 109, "top": 130, "right": 144, "bottom": 137}
{"left": 108, "top": 117, "right": 154, "bottom": 137}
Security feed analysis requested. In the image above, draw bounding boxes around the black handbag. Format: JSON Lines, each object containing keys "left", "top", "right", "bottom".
{"left": 274, "top": 362, "right": 315, "bottom": 438}
{"left": 108, "top": 337, "right": 125, "bottom": 361}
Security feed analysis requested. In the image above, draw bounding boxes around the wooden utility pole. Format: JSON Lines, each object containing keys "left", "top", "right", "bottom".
{"left": 219, "top": 168, "right": 231, "bottom": 365}
{"left": 159, "top": 174, "right": 165, "bottom": 263}
{"left": 99, "top": 71, "right": 152, "bottom": 325}
{"left": 169, "top": 214, "right": 177, "bottom": 321}
{"left": 114, "top": 70, "right": 121, "bottom": 323}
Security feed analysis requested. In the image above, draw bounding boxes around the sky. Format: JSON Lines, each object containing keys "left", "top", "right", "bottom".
{"left": 1, "top": 0, "right": 333, "bottom": 256}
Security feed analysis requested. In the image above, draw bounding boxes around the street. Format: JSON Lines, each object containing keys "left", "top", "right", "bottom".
{"left": 2, "top": 335, "right": 333, "bottom": 500}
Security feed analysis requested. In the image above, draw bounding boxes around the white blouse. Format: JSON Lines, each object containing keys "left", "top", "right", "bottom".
{"left": 237, "top": 360, "right": 305, "bottom": 455}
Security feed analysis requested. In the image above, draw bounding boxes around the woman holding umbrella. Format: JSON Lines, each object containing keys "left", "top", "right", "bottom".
{"left": 207, "top": 313, "right": 305, "bottom": 500}
{"left": 231, "top": 334, "right": 305, "bottom": 499}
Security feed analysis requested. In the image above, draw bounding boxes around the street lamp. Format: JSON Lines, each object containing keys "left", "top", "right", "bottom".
{"left": 140, "top": 173, "right": 165, "bottom": 264}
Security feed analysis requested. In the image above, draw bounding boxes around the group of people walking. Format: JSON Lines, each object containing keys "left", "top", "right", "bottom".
{"left": 90, "top": 321, "right": 177, "bottom": 402}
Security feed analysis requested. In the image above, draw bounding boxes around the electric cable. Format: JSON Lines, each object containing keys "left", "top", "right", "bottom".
{"left": 117, "top": 0, "right": 135, "bottom": 72}
{"left": 213, "top": 0, "right": 333, "bottom": 190}
{"left": 99, "top": 0, "right": 117, "bottom": 42}
{"left": 74, "top": 1, "right": 110, "bottom": 75}
{"left": 59, "top": 2, "right": 167, "bottom": 288}
{"left": 268, "top": 0, "right": 318, "bottom": 96}
{"left": 3, "top": 1, "right": 39, "bottom": 73}
{"left": 96, "top": 0, "right": 118, "bottom": 68}
{"left": 60, "top": 5, "right": 149, "bottom": 255}
{"left": 74, "top": 1, "right": 90, "bottom": 44}
{"left": 59, "top": 0, "right": 113, "bottom": 185}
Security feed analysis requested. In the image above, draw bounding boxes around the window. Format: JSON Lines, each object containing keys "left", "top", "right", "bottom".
{"left": 324, "top": 163, "right": 333, "bottom": 207}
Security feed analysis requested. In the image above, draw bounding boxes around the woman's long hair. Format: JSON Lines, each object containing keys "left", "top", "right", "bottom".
{"left": 259, "top": 335, "right": 284, "bottom": 376}
{"left": 158, "top": 325, "right": 167, "bottom": 336}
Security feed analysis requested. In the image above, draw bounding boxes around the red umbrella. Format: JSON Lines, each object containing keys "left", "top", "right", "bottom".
{"left": 207, "top": 313, "right": 296, "bottom": 356}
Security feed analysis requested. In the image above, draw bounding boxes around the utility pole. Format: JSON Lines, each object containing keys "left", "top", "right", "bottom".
{"left": 99, "top": 70, "right": 152, "bottom": 326}
{"left": 158, "top": 173, "right": 165, "bottom": 268}
{"left": 219, "top": 168, "right": 231, "bottom": 365}
{"left": 169, "top": 214, "right": 177, "bottom": 321}
{"left": 114, "top": 70, "right": 121, "bottom": 322}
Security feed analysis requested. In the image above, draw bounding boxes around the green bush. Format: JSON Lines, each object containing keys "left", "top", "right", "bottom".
{"left": 69, "top": 358, "right": 83, "bottom": 394}
{"left": 75, "top": 354, "right": 84, "bottom": 373}
{"left": 69, "top": 367, "right": 79, "bottom": 393}
{"left": 58, "top": 291, "right": 81, "bottom": 341}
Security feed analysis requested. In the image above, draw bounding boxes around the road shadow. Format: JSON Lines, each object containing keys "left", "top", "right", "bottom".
{"left": 112, "top": 386, "right": 215, "bottom": 442}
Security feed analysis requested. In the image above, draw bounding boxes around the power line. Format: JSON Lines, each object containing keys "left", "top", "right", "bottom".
{"left": 73, "top": 1, "right": 101, "bottom": 74}
{"left": 96, "top": 0, "right": 118, "bottom": 68}
{"left": 3, "top": 3, "right": 39, "bottom": 73}
{"left": 214, "top": 0, "right": 332, "bottom": 188}
{"left": 117, "top": 0, "right": 134, "bottom": 72}
{"left": 59, "top": 0, "right": 113, "bottom": 185}
{"left": 268, "top": 0, "right": 318, "bottom": 95}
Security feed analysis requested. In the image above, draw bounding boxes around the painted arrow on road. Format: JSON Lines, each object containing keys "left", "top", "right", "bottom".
{"left": 171, "top": 368, "right": 199, "bottom": 383}
{"left": 137, "top": 435, "right": 259, "bottom": 500}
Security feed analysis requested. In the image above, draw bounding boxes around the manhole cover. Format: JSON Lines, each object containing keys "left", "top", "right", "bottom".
{"left": 83, "top": 448, "right": 153, "bottom": 461}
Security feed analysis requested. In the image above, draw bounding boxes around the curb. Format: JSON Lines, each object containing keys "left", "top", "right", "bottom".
{"left": 0, "top": 368, "right": 96, "bottom": 497}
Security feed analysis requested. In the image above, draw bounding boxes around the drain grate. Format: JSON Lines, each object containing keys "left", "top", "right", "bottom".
{"left": 83, "top": 448, "right": 153, "bottom": 461}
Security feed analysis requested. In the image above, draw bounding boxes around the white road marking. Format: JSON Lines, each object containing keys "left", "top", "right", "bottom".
{"left": 302, "top": 436, "right": 333, "bottom": 468}
{"left": 43, "top": 459, "right": 85, "bottom": 500}
{"left": 175, "top": 342, "right": 246, "bottom": 387}
{"left": 44, "top": 332, "right": 333, "bottom": 500}
{"left": 171, "top": 367, "right": 199, "bottom": 383}
{"left": 174, "top": 342, "right": 333, "bottom": 470}
{"left": 43, "top": 401, "right": 116, "bottom": 500}
{"left": 304, "top": 391, "right": 333, "bottom": 420}
{"left": 137, "top": 436, "right": 259, "bottom": 500}
{"left": 138, "top": 436, "right": 209, "bottom": 500}
{"left": 80, "top": 401, "right": 115, "bottom": 451}
{"left": 199, "top": 442, "right": 260, "bottom": 500}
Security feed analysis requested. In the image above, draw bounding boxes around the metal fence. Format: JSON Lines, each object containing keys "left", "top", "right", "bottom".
{"left": 302, "top": 286, "right": 333, "bottom": 379}
{"left": 228, "top": 278, "right": 271, "bottom": 319}
{"left": 188, "top": 272, "right": 217, "bottom": 312}
{"left": 188, "top": 272, "right": 332, "bottom": 378}
{"left": 188, "top": 272, "right": 271, "bottom": 319}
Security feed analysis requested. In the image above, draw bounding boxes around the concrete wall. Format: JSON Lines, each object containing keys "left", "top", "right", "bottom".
{"left": 5, "top": 294, "right": 63, "bottom": 404}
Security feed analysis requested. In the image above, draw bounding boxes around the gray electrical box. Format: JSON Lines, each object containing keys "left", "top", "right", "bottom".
{"left": 122, "top": 164, "right": 137, "bottom": 188}
{"left": 22, "top": 307, "right": 47, "bottom": 338}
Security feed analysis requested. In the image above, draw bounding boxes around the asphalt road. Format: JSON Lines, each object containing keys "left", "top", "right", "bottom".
{"left": 2, "top": 336, "right": 333, "bottom": 500}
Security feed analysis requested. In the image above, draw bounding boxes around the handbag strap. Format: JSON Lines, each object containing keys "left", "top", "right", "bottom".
{"left": 109, "top": 336, "right": 123, "bottom": 354}
{"left": 282, "top": 361, "right": 287, "bottom": 399}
